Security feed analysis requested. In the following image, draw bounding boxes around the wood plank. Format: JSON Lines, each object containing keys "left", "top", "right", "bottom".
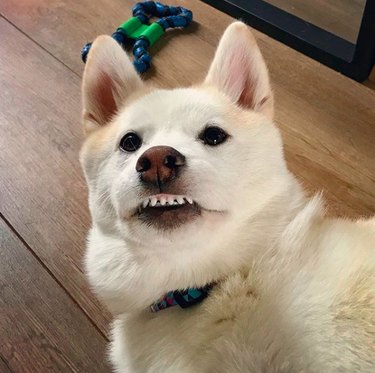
{"left": 0, "top": 218, "right": 109, "bottom": 372}
{"left": 0, "top": 17, "right": 111, "bottom": 334}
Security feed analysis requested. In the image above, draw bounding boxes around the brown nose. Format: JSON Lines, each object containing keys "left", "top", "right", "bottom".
{"left": 136, "top": 146, "right": 186, "bottom": 187}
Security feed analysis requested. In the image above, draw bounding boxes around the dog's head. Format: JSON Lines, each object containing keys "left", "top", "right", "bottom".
{"left": 80, "top": 22, "right": 288, "bottom": 253}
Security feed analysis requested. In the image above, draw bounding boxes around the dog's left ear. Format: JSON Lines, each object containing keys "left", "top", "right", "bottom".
{"left": 205, "top": 22, "right": 273, "bottom": 119}
{"left": 81, "top": 35, "right": 144, "bottom": 134}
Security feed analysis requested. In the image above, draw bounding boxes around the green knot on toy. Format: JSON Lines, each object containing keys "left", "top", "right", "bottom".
{"left": 81, "top": 1, "right": 193, "bottom": 73}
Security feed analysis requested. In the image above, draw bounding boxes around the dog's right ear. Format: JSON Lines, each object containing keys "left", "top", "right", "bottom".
{"left": 81, "top": 36, "right": 144, "bottom": 134}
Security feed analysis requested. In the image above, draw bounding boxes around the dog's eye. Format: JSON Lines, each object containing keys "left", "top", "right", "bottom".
{"left": 201, "top": 126, "right": 228, "bottom": 146}
{"left": 119, "top": 132, "right": 142, "bottom": 152}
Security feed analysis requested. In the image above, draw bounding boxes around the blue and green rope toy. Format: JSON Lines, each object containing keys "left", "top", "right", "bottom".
{"left": 81, "top": 1, "right": 193, "bottom": 73}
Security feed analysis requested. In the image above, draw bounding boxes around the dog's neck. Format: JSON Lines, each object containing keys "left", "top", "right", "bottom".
{"left": 241, "top": 178, "right": 307, "bottom": 258}
{"left": 166, "top": 181, "right": 302, "bottom": 295}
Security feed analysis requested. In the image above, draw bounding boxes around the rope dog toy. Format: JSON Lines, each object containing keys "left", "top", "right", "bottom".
{"left": 81, "top": 1, "right": 193, "bottom": 73}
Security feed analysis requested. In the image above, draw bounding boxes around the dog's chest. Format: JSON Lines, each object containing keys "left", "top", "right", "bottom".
{"left": 113, "top": 273, "right": 261, "bottom": 372}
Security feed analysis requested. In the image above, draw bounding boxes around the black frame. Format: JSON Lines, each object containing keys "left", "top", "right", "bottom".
{"left": 202, "top": 0, "right": 375, "bottom": 82}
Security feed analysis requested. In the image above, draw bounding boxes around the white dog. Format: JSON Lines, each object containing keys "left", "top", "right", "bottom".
{"left": 80, "top": 22, "right": 375, "bottom": 372}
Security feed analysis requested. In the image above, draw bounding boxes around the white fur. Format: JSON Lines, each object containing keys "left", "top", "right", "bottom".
{"left": 80, "top": 22, "right": 375, "bottom": 372}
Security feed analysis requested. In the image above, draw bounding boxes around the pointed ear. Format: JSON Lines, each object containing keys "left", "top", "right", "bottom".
{"left": 205, "top": 22, "right": 273, "bottom": 119}
{"left": 81, "top": 35, "right": 144, "bottom": 133}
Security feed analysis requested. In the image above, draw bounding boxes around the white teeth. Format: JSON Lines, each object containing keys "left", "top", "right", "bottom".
{"left": 159, "top": 196, "right": 167, "bottom": 206}
{"left": 142, "top": 199, "right": 150, "bottom": 208}
{"left": 167, "top": 196, "right": 175, "bottom": 205}
{"left": 139, "top": 195, "right": 193, "bottom": 210}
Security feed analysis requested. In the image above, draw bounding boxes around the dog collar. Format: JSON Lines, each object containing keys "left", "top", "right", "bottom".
{"left": 150, "top": 284, "right": 213, "bottom": 312}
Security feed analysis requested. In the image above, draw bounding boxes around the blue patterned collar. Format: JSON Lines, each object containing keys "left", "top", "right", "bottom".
{"left": 150, "top": 284, "right": 213, "bottom": 312}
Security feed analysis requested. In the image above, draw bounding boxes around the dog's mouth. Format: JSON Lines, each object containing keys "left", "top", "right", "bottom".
{"left": 135, "top": 194, "right": 201, "bottom": 230}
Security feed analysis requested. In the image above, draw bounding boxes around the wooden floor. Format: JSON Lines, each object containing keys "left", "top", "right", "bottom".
{"left": 0, "top": 0, "right": 374, "bottom": 371}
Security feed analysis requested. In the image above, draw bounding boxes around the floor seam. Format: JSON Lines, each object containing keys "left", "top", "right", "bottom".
{"left": 0, "top": 354, "right": 13, "bottom": 372}
{"left": 0, "top": 14, "right": 80, "bottom": 78}
{"left": 0, "top": 213, "right": 109, "bottom": 342}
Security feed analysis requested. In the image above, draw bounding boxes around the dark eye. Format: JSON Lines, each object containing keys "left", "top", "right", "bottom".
{"left": 201, "top": 126, "right": 228, "bottom": 146}
{"left": 119, "top": 132, "right": 142, "bottom": 152}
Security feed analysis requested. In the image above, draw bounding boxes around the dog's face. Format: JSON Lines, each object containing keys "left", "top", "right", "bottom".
{"left": 80, "top": 22, "right": 285, "bottom": 251}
